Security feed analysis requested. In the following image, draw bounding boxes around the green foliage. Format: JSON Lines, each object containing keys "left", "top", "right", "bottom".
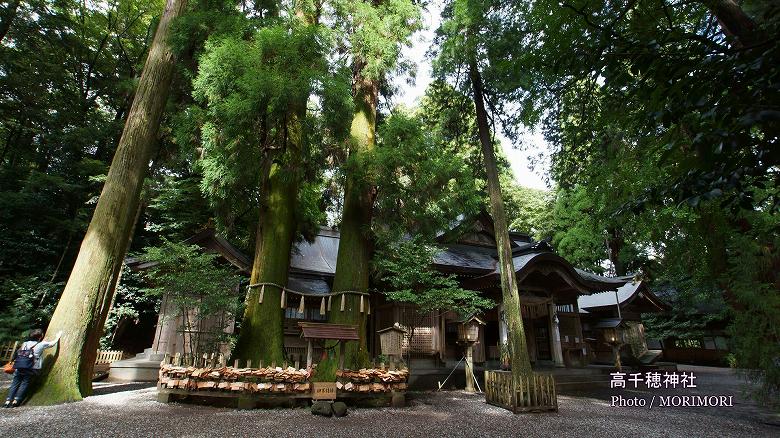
{"left": 548, "top": 187, "right": 608, "bottom": 274}
{"left": 374, "top": 237, "right": 495, "bottom": 317}
{"left": 0, "top": 0, "right": 162, "bottom": 280}
{"left": 503, "top": 183, "right": 553, "bottom": 238}
{"left": 311, "top": 357, "right": 337, "bottom": 382}
{"left": 137, "top": 239, "right": 241, "bottom": 350}
{"left": 332, "top": 0, "right": 422, "bottom": 81}
{"left": 643, "top": 284, "right": 727, "bottom": 342}
{"left": 0, "top": 275, "right": 63, "bottom": 343}
{"left": 190, "top": 19, "right": 350, "bottom": 238}
{"left": 99, "top": 266, "right": 159, "bottom": 350}
{"left": 724, "top": 210, "right": 780, "bottom": 404}
{"left": 145, "top": 175, "right": 212, "bottom": 241}
{"left": 374, "top": 107, "right": 482, "bottom": 243}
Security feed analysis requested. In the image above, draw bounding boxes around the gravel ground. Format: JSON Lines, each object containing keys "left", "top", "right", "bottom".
{"left": 0, "top": 368, "right": 777, "bottom": 438}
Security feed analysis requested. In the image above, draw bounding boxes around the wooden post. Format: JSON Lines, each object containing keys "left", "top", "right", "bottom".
{"left": 306, "top": 339, "right": 313, "bottom": 368}
{"left": 548, "top": 301, "right": 565, "bottom": 367}
{"left": 465, "top": 343, "right": 475, "bottom": 393}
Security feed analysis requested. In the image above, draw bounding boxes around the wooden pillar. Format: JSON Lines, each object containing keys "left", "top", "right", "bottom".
{"left": 465, "top": 343, "right": 475, "bottom": 393}
{"left": 306, "top": 339, "right": 313, "bottom": 368}
{"left": 338, "top": 341, "right": 345, "bottom": 369}
{"left": 548, "top": 301, "right": 565, "bottom": 368}
{"left": 573, "top": 301, "right": 586, "bottom": 365}
{"left": 498, "top": 304, "right": 508, "bottom": 346}
{"left": 439, "top": 311, "right": 446, "bottom": 362}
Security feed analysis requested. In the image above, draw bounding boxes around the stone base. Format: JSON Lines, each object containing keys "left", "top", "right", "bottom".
{"left": 108, "top": 348, "right": 166, "bottom": 382}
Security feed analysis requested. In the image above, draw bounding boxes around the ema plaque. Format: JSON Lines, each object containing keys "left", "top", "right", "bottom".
{"left": 312, "top": 382, "right": 337, "bottom": 400}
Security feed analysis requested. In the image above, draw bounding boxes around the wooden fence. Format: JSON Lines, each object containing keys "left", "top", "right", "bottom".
{"left": 1, "top": 341, "right": 19, "bottom": 362}
{"left": 95, "top": 350, "right": 126, "bottom": 364}
{"left": 1, "top": 342, "right": 126, "bottom": 365}
{"left": 484, "top": 370, "right": 558, "bottom": 413}
{"left": 162, "top": 351, "right": 308, "bottom": 370}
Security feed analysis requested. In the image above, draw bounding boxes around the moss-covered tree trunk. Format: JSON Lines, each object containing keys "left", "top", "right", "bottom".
{"left": 28, "top": 0, "right": 187, "bottom": 404}
{"left": 328, "top": 62, "right": 377, "bottom": 369}
{"left": 469, "top": 59, "right": 532, "bottom": 379}
{"left": 232, "top": 3, "right": 315, "bottom": 366}
{"left": 232, "top": 119, "right": 301, "bottom": 365}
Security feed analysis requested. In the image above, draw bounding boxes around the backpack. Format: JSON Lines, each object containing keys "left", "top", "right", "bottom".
{"left": 13, "top": 342, "right": 39, "bottom": 370}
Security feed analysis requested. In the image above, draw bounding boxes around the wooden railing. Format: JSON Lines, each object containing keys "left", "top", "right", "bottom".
{"left": 1, "top": 341, "right": 19, "bottom": 362}
{"left": 1, "top": 342, "right": 126, "bottom": 365}
{"left": 484, "top": 370, "right": 558, "bottom": 413}
{"left": 96, "top": 350, "right": 126, "bottom": 364}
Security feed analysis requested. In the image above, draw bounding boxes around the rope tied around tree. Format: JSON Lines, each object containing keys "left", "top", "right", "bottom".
{"left": 247, "top": 282, "right": 371, "bottom": 315}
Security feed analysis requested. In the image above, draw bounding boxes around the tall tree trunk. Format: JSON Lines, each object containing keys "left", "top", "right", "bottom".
{"left": 328, "top": 61, "right": 377, "bottom": 369}
{"left": 232, "top": 4, "right": 314, "bottom": 366}
{"left": 233, "top": 112, "right": 302, "bottom": 365}
{"left": 28, "top": 0, "right": 187, "bottom": 404}
{"left": 0, "top": 0, "right": 20, "bottom": 44}
{"left": 469, "top": 59, "right": 532, "bottom": 378}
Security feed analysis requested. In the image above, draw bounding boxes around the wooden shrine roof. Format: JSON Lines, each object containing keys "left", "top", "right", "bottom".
{"left": 297, "top": 322, "right": 360, "bottom": 341}
{"left": 578, "top": 280, "right": 669, "bottom": 313}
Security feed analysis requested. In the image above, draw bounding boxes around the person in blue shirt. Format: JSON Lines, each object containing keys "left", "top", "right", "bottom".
{"left": 4, "top": 329, "right": 62, "bottom": 408}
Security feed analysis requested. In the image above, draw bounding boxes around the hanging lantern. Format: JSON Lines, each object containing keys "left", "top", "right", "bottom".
{"left": 298, "top": 295, "right": 305, "bottom": 314}
{"left": 280, "top": 288, "right": 286, "bottom": 309}
{"left": 258, "top": 284, "right": 265, "bottom": 304}
{"left": 457, "top": 315, "right": 485, "bottom": 343}
{"left": 320, "top": 297, "right": 326, "bottom": 315}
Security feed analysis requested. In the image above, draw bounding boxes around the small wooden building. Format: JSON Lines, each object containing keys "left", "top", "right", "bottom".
{"left": 577, "top": 280, "right": 669, "bottom": 364}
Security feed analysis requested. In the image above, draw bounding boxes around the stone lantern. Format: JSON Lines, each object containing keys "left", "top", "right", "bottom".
{"left": 458, "top": 315, "right": 485, "bottom": 393}
{"left": 597, "top": 318, "right": 625, "bottom": 371}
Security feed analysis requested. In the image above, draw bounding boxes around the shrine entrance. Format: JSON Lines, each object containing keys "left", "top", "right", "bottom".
{"left": 533, "top": 318, "right": 552, "bottom": 361}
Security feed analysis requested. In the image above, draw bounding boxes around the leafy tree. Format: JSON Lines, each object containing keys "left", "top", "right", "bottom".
{"left": 374, "top": 107, "right": 482, "bottom": 244}
{"left": 503, "top": 183, "right": 553, "bottom": 238}
{"left": 99, "top": 266, "right": 160, "bottom": 351}
{"left": 434, "top": 0, "right": 534, "bottom": 378}
{"left": 374, "top": 237, "right": 495, "bottom": 365}
{"left": 327, "top": 0, "right": 422, "bottom": 368}
{"left": 486, "top": 0, "right": 780, "bottom": 400}
{"left": 137, "top": 240, "right": 241, "bottom": 354}
{"left": 375, "top": 237, "right": 495, "bottom": 319}
{"left": 190, "top": 3, "right": 352, "bottom": 364}
{"left": 0, "top": 0, "right": 164, "bottom": 283}
{"left": 0, "top": 275, "right": 63, "bottom": 343}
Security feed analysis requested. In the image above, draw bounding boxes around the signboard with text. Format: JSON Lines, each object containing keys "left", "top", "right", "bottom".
{"left": 312, "top": 382, "right": 337, "bottom": 400}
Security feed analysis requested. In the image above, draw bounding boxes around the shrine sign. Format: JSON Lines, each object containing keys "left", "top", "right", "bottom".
{"left": 312, "top": 382, "right": 337, "bottom": 400}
